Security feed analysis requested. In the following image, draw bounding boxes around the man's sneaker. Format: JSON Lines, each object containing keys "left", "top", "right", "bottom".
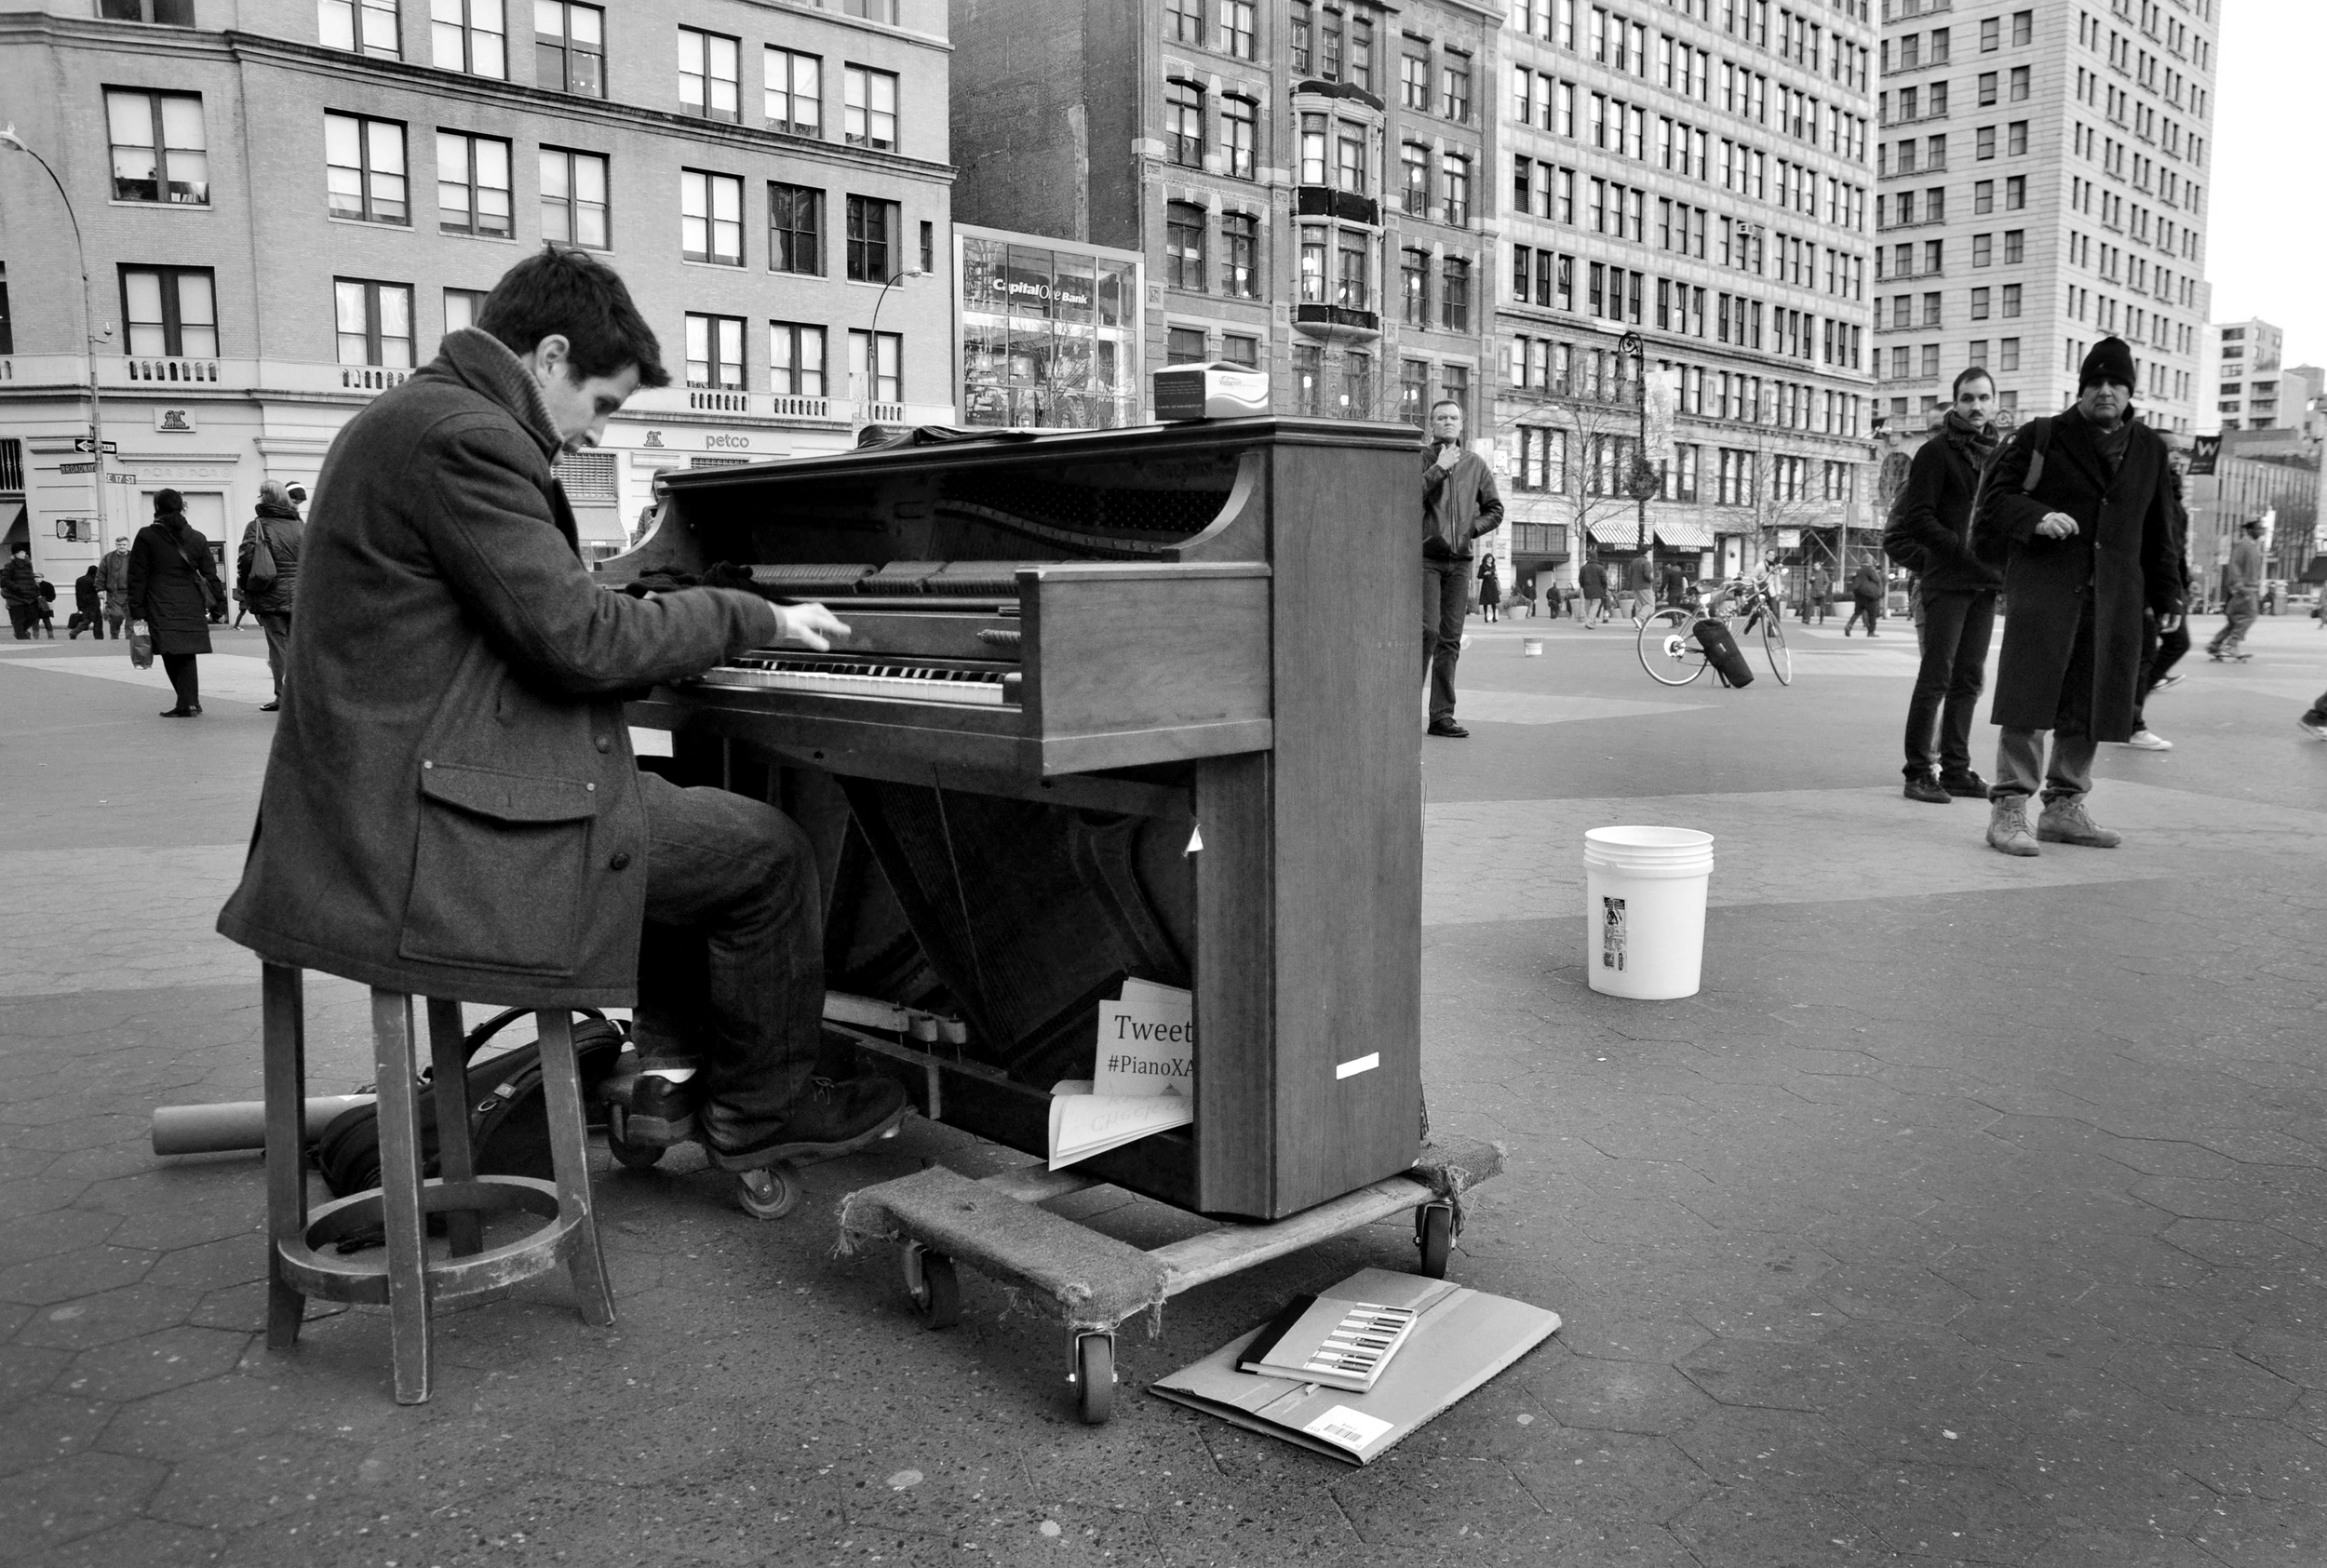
{"left": 2036, "top": 797, "right": 2122, "bottom": 848}
{"left": 706, "top": 1074, "right": 908, "bottom": 1171}
{"left": 1938, "top": 771, "right": 1991, "bottom": 798}
{"left": 1903, "top": 773, "right": 1951, "bottom": 805}
{"left": 2297, "top": 712, "right": 2327, "bottom": 740}
{"left": 2151, "top": 673, "right": 2186, "bottom": 692}
{"left": 1427, "top": 718, "right": 1470, "bottom": 738}
{"left": 2124, "top": 730, "right": 2172, "bottom": 751}
{"left": 1986, "top": 797, "right": 2040, "bottom": 857}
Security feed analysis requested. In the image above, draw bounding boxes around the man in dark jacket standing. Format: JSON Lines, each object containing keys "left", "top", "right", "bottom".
{"left": 1421, "top": 399, "right": 1504, "bottom": 738}
{"left": 1890, "top": 368, "right": 2003, "bottom": 803}
{"left": 217, "top": 248, "right": 905, "bottom": 1168}
{"left": 1, "top": 545, "right": 39, "bottom": 639}
{"left": 1578, "top": 556, "right": 1608, "bottom": 625}
{"left": 1845, "top": 561, "right": 1884, "bottom": 635}
{"left": 99, "top": 536, "right": 131, "bottom": 637}
{"left": 1972, "top": 337, "right": 2183, "bottom": 856}
{"left": 237, "top": 479, "right": 303, "bottom": 710}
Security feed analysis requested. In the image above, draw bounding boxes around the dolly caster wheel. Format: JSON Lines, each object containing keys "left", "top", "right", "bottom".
{"left": 1071, "top": 1332, "right": 1116, "bottom": 1425}
{"left": 902, "top": 1242, "right": 961, "bottom": 1330}
{"left": 733, "top": 1161, "right": 800, "bottom": 1220}
{"left": 1415, "top": 1201, "right": 1455, "bottom": 1280}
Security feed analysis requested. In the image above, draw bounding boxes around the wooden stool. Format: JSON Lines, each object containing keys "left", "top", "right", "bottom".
{"left": 261, "top": 963, "right": 616, "bottom": 1403}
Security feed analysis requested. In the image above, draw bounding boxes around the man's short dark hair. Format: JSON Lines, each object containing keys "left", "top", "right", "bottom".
{"left": 1951, "top": 367, "right": 1996, "bottom": 397}
{"left": 1430, "top": 398, "right": 1462, "bottom": 416}
{"left": 477, "top": 246, "right": 670, "bottom": 388}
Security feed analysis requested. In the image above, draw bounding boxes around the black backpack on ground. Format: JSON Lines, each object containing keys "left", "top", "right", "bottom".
{"left": 1692, "top": 619, "right": 1755, "bottom": 687}
{"left": 315, "top": 1008, "right": 626, "bottom": 1199}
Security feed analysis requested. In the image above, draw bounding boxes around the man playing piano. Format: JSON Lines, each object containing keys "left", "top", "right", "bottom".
{"left": 217, "top": 247, "right": 909, "bottom": 1169}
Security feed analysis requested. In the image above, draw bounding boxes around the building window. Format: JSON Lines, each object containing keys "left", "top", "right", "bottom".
{"left": 105, "top": 89, "right": 208, "bottom": 206}
{"left": 333, "top": 276, "right": 412, "bottom": 367}
{"left": 681, "top": 169, "right": 744, "bottom": 265}
{"left": 324, "top": 112, "right": 408, "bottom": 224}
{"left": 1441, "top": 52, "right": 1472, "bottom": 122}
{"left": 431, "top": 0, "right": 504, "bottom": 77}
{"left": 1402, "top": 142, "right": 1429, "bottom": 216}
{"left": 319, "top": 0, "right": 398, "bottom": 57}
{"left": 849, "top": 328, "right": 901, "bottom": 403}
{"left": 1165, "top": 200, "right": 1206, "bottom": 290}
{"left": 443, "top": 287, "right": 485, "bottom": 334}
{"left": 1290, "top": 0, "right": 1311, "bottom": 74}
{"left": 844, "top": 65, "right": 898, "bottom": 151}
{"left": 1336, "top": 119, "right": 1365, "bottom": 192}
{"left": 1293, "top": 343, "right": 1322, "bottom": 414}
{"left": 1980, "top": 16, "right": 1998, "bottom": 50}
{"left": 1972, "top": 234, "right": 1992, "bottom": 267}
{"left": 1438, "top": 364, "right": 1469, "bottom": 429}
{"left": 1973, "top": 180, "right": 1993, "bottom": 215}
{"left": 2003, "top": 230, "right": 2024, "bottom": 263}
{"left": 2009, "top": 65, "right": 2029, "bottom": 101}
{"left": 1440, "top": 257, "right": 1471, "bottom": 332}
{"left": 540, "top": 147, "right": 609, "bottom": 249}
{"left": 2011, "top": 8, "right": 2031, "bottom": 45}
{"left": 1221, "top": 97, "right": 1256, "bottom": 180}
{"left": 2007, "top": 121, "right": 2027, "bottom": 156}
{"left": 1999, "top": 337, "right": 2020, "bottom": 371}
{"left": 1165, "top": 0, "right": 1200, "bottom": 44}
{"left": 1299, "top": 225, "right": 1326, "bottom": 303}
{"left": 679, "top": 28, "right": 740, "bottom": 121}
{"left": 1341, "top": 351, "right": 1374, "bottom": 418}
{"left": 533, "top": 0, "right": 603, "bottom": 95}
{"left": 845, "top": 194, "right": 898, "bottom": 281}
{"left": 766, "top": 48, "right": 822, "bottom": 136}
{"left": 769, "top": 182, "right": 823, "bottom": 275}
{"left": 1337, "top": 229, "right": 1370, "bottom": 310}
{"left": 1220, "top": 211, "right": 1258, "bottom": 298}
{"left": 1217, "top": 0, "right": 1254, "bottom": 58}
{"left": 119, "top": 265, "right": 217, "bottom": 357}
{"left": 1166, "top": 81, "right": 1204, "bottom": 168}
{"left": 920, "top": 220, "right": 934, "bottom": 274}
{"left": 1402, "top": 248, "right": 1427, "bottom": 324}
{"left": 1298, "top": 113, "right": 1327, "bottom": 185}
{"left": 769, "top": 321, "right": 827, "bottom": 395}
{"left": 2001, "top": 284, "right": 2022, "bottom": 317}
{"left": 685, "top": 313, "right": 745, "bottom": 390}
{"left": 838, "top": 0, "right": 896, "bottom": 19}
{"left": 1402, "top": 47, "right": 1430, "bottom": 111}
{"left": 2005, "top": 176, "right": 2024, "bottom": 210}
{"left": 1441, "top": 152, "right": 1471, "bottom": 226}
{"left": 1348, "top": 13, "right": 1374, "bottom": 91}
{"left": 1221, "top": 333, "right": 1258, "bottom": 368}
{"left": 437, "top": 132, "right": 512, "bottom": 238}
{"left": 1166, "top": 326, "right": 1207, "bottom": 364}
{"left": 1400, "top": 359, "right": 1430, "bottom": 426}
{"left": 1971, "top": 287, "right": 1991, "bottom": 320}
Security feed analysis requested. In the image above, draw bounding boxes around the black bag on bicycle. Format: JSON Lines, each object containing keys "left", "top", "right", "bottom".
{"left": 1692, "top": 619, "right": 1755, "bottom": 688}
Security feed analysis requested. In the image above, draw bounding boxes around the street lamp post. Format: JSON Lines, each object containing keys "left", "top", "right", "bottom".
{"left": 0, "top": 124, "right": 109, "bottom": 547}
{"left": 863, "top": 266, "right": 926, "bottom": 422}
{"left": 1618, "top": 330, "right": 1650, "bottom": 556}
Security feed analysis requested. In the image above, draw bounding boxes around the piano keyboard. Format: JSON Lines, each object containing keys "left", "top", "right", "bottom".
{"left": 696, "top": 656, "right": 1019, "bottom": 707}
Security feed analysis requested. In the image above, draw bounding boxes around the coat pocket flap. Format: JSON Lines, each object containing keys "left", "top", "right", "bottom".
{"left": 419, "top": 762, "right": 598, "bottom": 823}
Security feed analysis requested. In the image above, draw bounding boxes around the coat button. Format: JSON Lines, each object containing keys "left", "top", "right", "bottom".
{"left": 594, "top": 734, "right": 612, "bottom": 753}
{"left": 608, "top": 851, "right": 631, "bottom": 871}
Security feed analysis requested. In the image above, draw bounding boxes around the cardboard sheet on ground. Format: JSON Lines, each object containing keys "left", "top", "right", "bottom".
{"left": 1149, "top": 1267, "right": 1560, "bottom": 1464}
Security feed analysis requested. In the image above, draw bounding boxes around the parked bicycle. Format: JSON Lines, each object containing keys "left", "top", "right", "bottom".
{"left": 1635, "top": 569, "right": 1793, "bottom": 687}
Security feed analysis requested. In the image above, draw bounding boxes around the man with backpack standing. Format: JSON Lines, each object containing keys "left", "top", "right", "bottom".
{"left": 1886, "top": 368, "right": 2002, "bottom": 805}
{"left": 1972, "top": 337, "right": 2183, "bottom": 856}
{"left": 237, "top": 480, "right": 303, "bottom": 711}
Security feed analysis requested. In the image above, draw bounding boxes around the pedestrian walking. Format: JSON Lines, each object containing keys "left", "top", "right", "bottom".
{"left": 33, "top": 574, "right": 58, "bottom": 637}
{"left": 99, "top": 535, "right": 131, "bottom": 637}
{"left": 1844, "top": 561, "right": 1884, "bottom": 636}
{"left": 127, "top": 489, "right": 226, "bottom": 717}
{"left": 1, "top": 545, "right": 39, "bottom": 639}
{"left": 1625, "top": 551, "right": 1656, "bottom": 623}
{"left": 1808, "top": 561, "right": 1832, "bottom": 623}
{"left": 1420, "top": 399, "right": 1504, "bottom": 739}
{"left": 1541, "top": 577, "right": 1564, "bottom": 620}
{"left": 67, "top": 566, "right": 103, "bottom": 638}
{"left": 1971, "top": 337, "right": 2183, "bottom": 856}
{"left": 1578, "top": 557, "right": 1609, "bottom": 626}
{"left": 237, "top": 479, "right": 303, "bottom": 711}
{"left": 1477, "top": 556, "right": 1502, "bottom": 623}
{"left": 2124, "top": 461, "right": 2194, "bottom": 752}
{"left": 1888, "top": 367, "right": 2003, "bottom": 804}
{"left": 2206, "top": 519, "right": 2264, "bottom": 662}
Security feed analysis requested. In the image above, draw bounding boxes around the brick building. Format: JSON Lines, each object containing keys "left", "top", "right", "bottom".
{"left": 0, "top": 0, "right": 956, "bottom": 581}
{"left": 948, "top": 0, "right": 1502, "bottom": 435}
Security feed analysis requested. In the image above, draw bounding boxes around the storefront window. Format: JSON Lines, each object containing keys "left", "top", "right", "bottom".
{"left": 959, "top": 233, "right": 1140, "bottom": 429}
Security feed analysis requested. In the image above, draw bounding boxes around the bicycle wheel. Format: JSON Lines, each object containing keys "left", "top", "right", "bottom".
{"left": 1760, "top": 604, "right": 1793, "bottom": 685}
{"left": 1637, "top": 608, "right": 1710, "bottom": 686}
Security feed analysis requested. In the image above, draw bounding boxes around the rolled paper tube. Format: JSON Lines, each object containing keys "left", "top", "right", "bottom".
{"left": 150, "top": 1095, "right": 375, "bottom": 1156}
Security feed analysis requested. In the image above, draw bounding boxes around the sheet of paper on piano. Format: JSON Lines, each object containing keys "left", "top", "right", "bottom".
{"left": 1094, "top": 979, "right": 1193, "bottom": 1099}
{"left": 1047, "top": 1080, "right": 1193, "bottom": 1172}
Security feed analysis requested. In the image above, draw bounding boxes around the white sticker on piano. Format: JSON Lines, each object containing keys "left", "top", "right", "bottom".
{"left": 1335, "top": 1052, "right": 1379, "bottom": 1080}
{"left": 1185, "top": 824, "right": 1204, "bottom": 855}
{"left": 628, "top": 727, "right": 675, "bottom": 758}
{"left": 1302, "top": 1405, "right": 1393, "bottom": 1453}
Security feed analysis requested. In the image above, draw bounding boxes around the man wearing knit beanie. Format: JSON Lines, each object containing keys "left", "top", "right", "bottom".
{"left": 1969, "top": 337, "right": 2186, "bottom": 855}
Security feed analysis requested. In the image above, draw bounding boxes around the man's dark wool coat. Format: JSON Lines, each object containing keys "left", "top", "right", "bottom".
{"left": 217, "top": 329, "right": 777, "bottom": 1008}
{"left": 1888, "top": 422, "right": 2004, "bottom": 595}
{"left": 1973, "top": 406, "right": 2181, "bottom": 743}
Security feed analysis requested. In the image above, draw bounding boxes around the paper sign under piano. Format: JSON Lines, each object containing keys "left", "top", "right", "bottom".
{"left": 1093, "top": 979, "right": 1193, "bottom": 1099}
{"left": 1047, "top": 1080, "right": 1192, "bottom": 1170}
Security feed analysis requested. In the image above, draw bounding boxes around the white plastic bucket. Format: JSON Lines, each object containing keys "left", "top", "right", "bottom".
{"left": 1583, "top": 826, "right": 1715, "bottom": 999}
{"left": 1522, "top": 637, "right": 1544, "bottom": 657}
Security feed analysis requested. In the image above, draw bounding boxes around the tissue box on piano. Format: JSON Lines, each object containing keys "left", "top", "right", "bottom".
{"left": 1153, "top": 362, "right": 1270, "bottom": 422}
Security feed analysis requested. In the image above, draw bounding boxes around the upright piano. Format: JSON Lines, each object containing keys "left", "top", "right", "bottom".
{"left": 604, "top": 417, "right": 1423, "bottom": 1221}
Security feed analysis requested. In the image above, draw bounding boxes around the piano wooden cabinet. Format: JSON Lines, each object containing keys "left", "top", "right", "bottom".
{"left": 606, "top": 417, "right": 1424, "bottom": 1221}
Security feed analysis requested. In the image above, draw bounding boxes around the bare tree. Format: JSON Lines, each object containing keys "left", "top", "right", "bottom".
{"left": 1489, "top": 380, "right": 1651, "bottom": 566}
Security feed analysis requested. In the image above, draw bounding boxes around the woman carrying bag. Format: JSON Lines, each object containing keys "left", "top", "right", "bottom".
{"left": 126, "top": 489, "right": 225, "bottom": 717}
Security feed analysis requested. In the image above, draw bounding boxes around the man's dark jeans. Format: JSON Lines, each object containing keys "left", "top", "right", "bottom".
{"left": 1423, "top": 555, "right": 1469, "bottom": 722}
{"left": 1903, "top": 588, "right": 1997, "bottom": 779}
{"left": 2132, "top": 610, "right": 2190, "bottom": 731}
{"left": 631, "top": 771, "right": 825, "bottom": 1145}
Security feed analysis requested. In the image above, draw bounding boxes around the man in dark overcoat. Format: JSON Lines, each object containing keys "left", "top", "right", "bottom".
{"left": 1971, "top": 337, "right": 2183, "bottom": 856}
{"left": 217, "top": 248, "right": 908, "bottom": 1167}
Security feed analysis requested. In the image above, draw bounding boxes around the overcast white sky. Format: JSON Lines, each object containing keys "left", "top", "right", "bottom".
{"left": 2206, "top": 0, "right": 2326, "bottom": 367}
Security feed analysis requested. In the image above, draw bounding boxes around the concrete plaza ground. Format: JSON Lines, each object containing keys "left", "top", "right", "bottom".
{"left": 0, "top": 608, "right": 2322, "bottom": 1567}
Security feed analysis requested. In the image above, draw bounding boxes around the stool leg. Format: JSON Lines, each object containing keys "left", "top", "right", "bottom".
{"left": 424, "top": 999, "right": 482, "bottom": 1257}
{"left": 535, "top": 1011, "right": 616, "bottom": 1327}
{"left": 370, "top": 991, "right": 433, "bottom": 1404}
{"left": 262, "top": 963, "right": 308, "bottom": 1349}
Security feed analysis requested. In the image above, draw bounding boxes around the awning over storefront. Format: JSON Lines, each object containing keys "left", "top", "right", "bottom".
{"left": 1587, "top": 517, "right": 1640, "bottom": 548}
{"left": 1655, "top": 521, "right": 1714, "bottom": 548}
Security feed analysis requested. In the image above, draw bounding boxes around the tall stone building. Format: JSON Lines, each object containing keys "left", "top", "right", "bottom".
{"left": 1871, "top": 0, "right": 2214, "bottom": 438}
{"left": 948, "top": 0, "right": 1502, "bottom": 433}
{"left": 2199, "top": 317, "right": 2305, "bottom": 434}
{"left": 1496, "top": 0, "right": 1881, "bottom": 592}
{"left": 0, "top": 0, "right": 957, "bottom": 581}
